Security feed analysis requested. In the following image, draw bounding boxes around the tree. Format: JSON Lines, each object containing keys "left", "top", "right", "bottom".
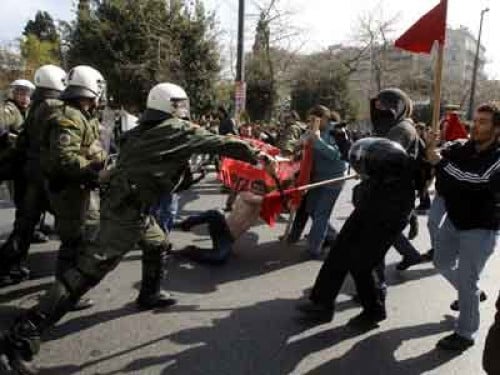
{"left": 290, "top": 52, "right": 358, "bottom": 120}
{"left": 24, "top": 11, "right": 59, "bottom": 42}
{"left": 21, "top": 11, "right": 61, "bottom": 75}
{"left": 246, "top": 11, "right": 275, "bottom": 121}
{"left": 0, "top": 45, "right": 24, "bottom": 91}
{"left": 245, "top": 0, "right": 303, "bottom": 121}
{"left": 65, "top": 0, "right": 220, "bottom": 114}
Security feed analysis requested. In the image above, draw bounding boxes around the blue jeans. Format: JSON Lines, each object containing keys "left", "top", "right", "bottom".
{"left": 289, "top": 184, "right": 343, "bottom": 256}
{"left": 151, "top": 193, "right": 179, "bottom": 233}
{"left": 433, "top": 216, "right": 498, "bottom": 339}
{"left": 183, "top": 210, "right": 234, "bottom": 262}
{"left": 427, "top": 194, "right": 447, "bottom": 249}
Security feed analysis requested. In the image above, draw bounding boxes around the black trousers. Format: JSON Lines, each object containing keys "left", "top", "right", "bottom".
{"left": 1, "top": 176, "right": 50, "bottom": 270}
{"left": 309, "top": 206, "right": 408, "bottom": 315}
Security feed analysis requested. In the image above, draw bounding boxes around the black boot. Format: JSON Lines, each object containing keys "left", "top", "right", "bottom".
{"left": 136, "top": 244, "right": 176, "bottom": 310}
{"left": 9, "top": 263, "right": 31, "bottom": 283}
{"left": 1, "top": 311, "right": 44, "bottom": 375}
{"left": 0, "top": 236, "right": 29, "bottom": 287}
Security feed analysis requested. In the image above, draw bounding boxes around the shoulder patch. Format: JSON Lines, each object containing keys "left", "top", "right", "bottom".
{"left": 58, "top": 119, "right": 76, "bottom": 128}
{"left": 59, "top": 133, "right": 71, "bottom": 146}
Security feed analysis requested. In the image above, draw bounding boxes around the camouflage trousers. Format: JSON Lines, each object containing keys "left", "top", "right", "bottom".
{"left": 37, "top": 176, "right": 168, "bottom": 322}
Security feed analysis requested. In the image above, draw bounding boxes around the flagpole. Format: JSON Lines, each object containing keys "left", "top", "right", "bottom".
{"left": 287, "top": 174, "right": 358, "bottom": 193}
{"left": 431, "top": 42, "right": 445, "bottom": 134}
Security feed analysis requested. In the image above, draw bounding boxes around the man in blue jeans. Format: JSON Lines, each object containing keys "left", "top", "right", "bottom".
{"left": 428, "top": 103, "right": 499, "bottom": 351}
{"left": 288, "top": 106, "right": 347, "bottom": 258}
{"left": 178, "top": 178, "right": 271, "bottom": 265}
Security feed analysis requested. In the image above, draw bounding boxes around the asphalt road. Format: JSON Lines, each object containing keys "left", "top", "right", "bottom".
{"left": 0, "top": 176, "right": 498, "bottom": 375}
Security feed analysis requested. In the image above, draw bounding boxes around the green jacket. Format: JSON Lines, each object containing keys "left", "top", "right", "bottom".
{"left": 113, "top": 117, "right": 259, "bottom": 206}
{"left": 0, "top": 100, "right": 25, "bottom": 168}
{"left": 277, "top": 122, "right": 304, "bottom": 155}
{"left": 0, "top": 99, "right": 24, "bottom": 135}
{"left": 20, "top": 98, "right": 63, "bottom": 180}
{"left": 41, "top": 104, "right": 106, "bottom": 187}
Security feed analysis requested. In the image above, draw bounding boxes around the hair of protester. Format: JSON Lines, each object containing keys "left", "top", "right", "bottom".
{"left": 218, "top": 106, "right": 228, "bottom": 118}
{"left": 308, "top": 105, "right": 331, "bottom": 119}
{"left": 415, "top": 122, "right": 426, "bottom": 130}
{"left": 330, "top": 110, "right": 341, "bottom": 123}
{"left": 476, "top": 103, "right": 500, "bottom": 127}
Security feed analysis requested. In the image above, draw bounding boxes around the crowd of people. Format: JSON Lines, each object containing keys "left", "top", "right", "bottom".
{"left": 0, "top": 63, "right": 497, "bottom": 375}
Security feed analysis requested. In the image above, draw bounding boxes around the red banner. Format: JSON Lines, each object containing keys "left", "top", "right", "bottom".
{"left": 218, "top": 137, "right": 313, "bottom": 227}
{"left": 219, "top": 157, "right": 299, "bottom": 192}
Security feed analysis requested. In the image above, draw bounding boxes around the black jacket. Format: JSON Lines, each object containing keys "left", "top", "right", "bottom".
{"left": 436, "top": 140, "right": 500, "bottom": 230}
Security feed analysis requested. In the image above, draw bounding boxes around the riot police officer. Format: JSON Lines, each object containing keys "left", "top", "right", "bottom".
{"left": 0, "top": 80, "right": 35, "bottom": 208}
{"left": 0, "top": 65, "right": 67, "bottom": 286}
{"left": 0, "top": 82, "right": 261, "bottom": 374}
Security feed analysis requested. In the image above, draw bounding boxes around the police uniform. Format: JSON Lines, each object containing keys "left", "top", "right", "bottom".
{"left": 42, "top": 104, "right": 106, "bottom": 278}
{"left": 0, "top": 95, "right": 63, "bottom": 283}
{"left": 0, "top": 100, "right": 26, "bottom": 195}
{"left": 1, "top": 115, "right": 258, "bottom": 372}
{"left": 277, "top": 121, "right": 304, "bottom": 155}
{"left": 0, "top": 99, "right": 24, "bottom": 135}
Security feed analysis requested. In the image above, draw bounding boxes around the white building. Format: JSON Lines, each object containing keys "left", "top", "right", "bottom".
{"left": 444, "top": 26, "right": 487, "bottom": 84}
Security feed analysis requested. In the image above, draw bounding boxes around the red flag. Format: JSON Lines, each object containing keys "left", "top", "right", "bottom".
{"left": 260, "top": 186, "right": 302, "bottom": 227}
{"left": 290, "top": 141, "right": 312, "bottom": 206}
{"left": 442, "top": 113, "right": 468, "bottom": 141}
{"left": 259, "top": 142, "right": 313, "bottom": 226}
{"left": 395, "top": 0, "right": 447, "bottom": 54}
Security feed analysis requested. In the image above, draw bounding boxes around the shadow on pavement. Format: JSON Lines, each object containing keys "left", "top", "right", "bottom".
{"left": 40, "top": 297, "right": 458, "bottom": 375}
{"left": 385, "top": 264, "right": 439, "bottom": 287}
{"left": 46, "top": 303, "right": 149, "bottom": 341}
{"left": 306, "top": 316, "right": 460, "bottom": 375}
{"left": 0, "top": 281, "right": 52, "bottom": 305}
{"left": 167, "top": 236, "right": 311, "bottom": 295}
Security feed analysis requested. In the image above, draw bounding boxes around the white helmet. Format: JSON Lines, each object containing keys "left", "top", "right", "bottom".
{"left": 10, "top": 79, "right": 35, "bottom": 91}
{"left": 146, "top": 83, "right": 190, "bottom": 119}
{"left": 61, "top": 65, "right": 106, "bottom": 100}
{"left": 34, "top": 65, "right": 66, "bottom": 91}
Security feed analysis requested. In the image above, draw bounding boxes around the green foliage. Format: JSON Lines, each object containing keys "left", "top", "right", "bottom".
{"left": 24, "top": 11, "right": 59, "bottom": 42}
{"left": 290, "top": 54, "right": 358, "bottom": 121}
{"left": 245, "top": 12, "right": 276, "bottom": 121}
{"left": 21, "top": 11, "right": 61, "bottom": 75}
{"left": 65, "top": 0, "right": 220, "bottom": 113}
{"left": 21, "top": 34, "right": 61, "bottom": 74}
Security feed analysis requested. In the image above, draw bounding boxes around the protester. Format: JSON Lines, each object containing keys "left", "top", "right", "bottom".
{"left": 239, "top": 122, "right": 254, "bottom": 138}
{"left": 178, "top": 178, "right": 271, "bottom": 265}
{"left": 296, "top": 89, "right": 416, "bottom": 328}
{"left": 370, "top": 89, "right": 423, "bottom": 272}
{"left": 287, "top": 105, "right": 347, "bottom": 258}
{"left": 276, "top": 110, "right": 305, "bottom": 156}
{"left": 441, "top": 110, "right": 468, "bottom": 142}
{"left": 414, "top": 122, "right": 433, "bottom": 212}
{"left": 428, "top": 103, "right": 499, "bottom": 351}
{"left": 217, "top": 106, "right": 237, "bottom": 136}
{"left": 483, "top": 291, "right": 500, "bottom": 374}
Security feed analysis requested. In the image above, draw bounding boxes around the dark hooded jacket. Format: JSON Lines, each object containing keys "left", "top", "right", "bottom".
{"left": 371, "top": 88, "right": 419, "bottom": 159}
{"left": 352, "top": 88, "right": 417, "bottom": 217}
